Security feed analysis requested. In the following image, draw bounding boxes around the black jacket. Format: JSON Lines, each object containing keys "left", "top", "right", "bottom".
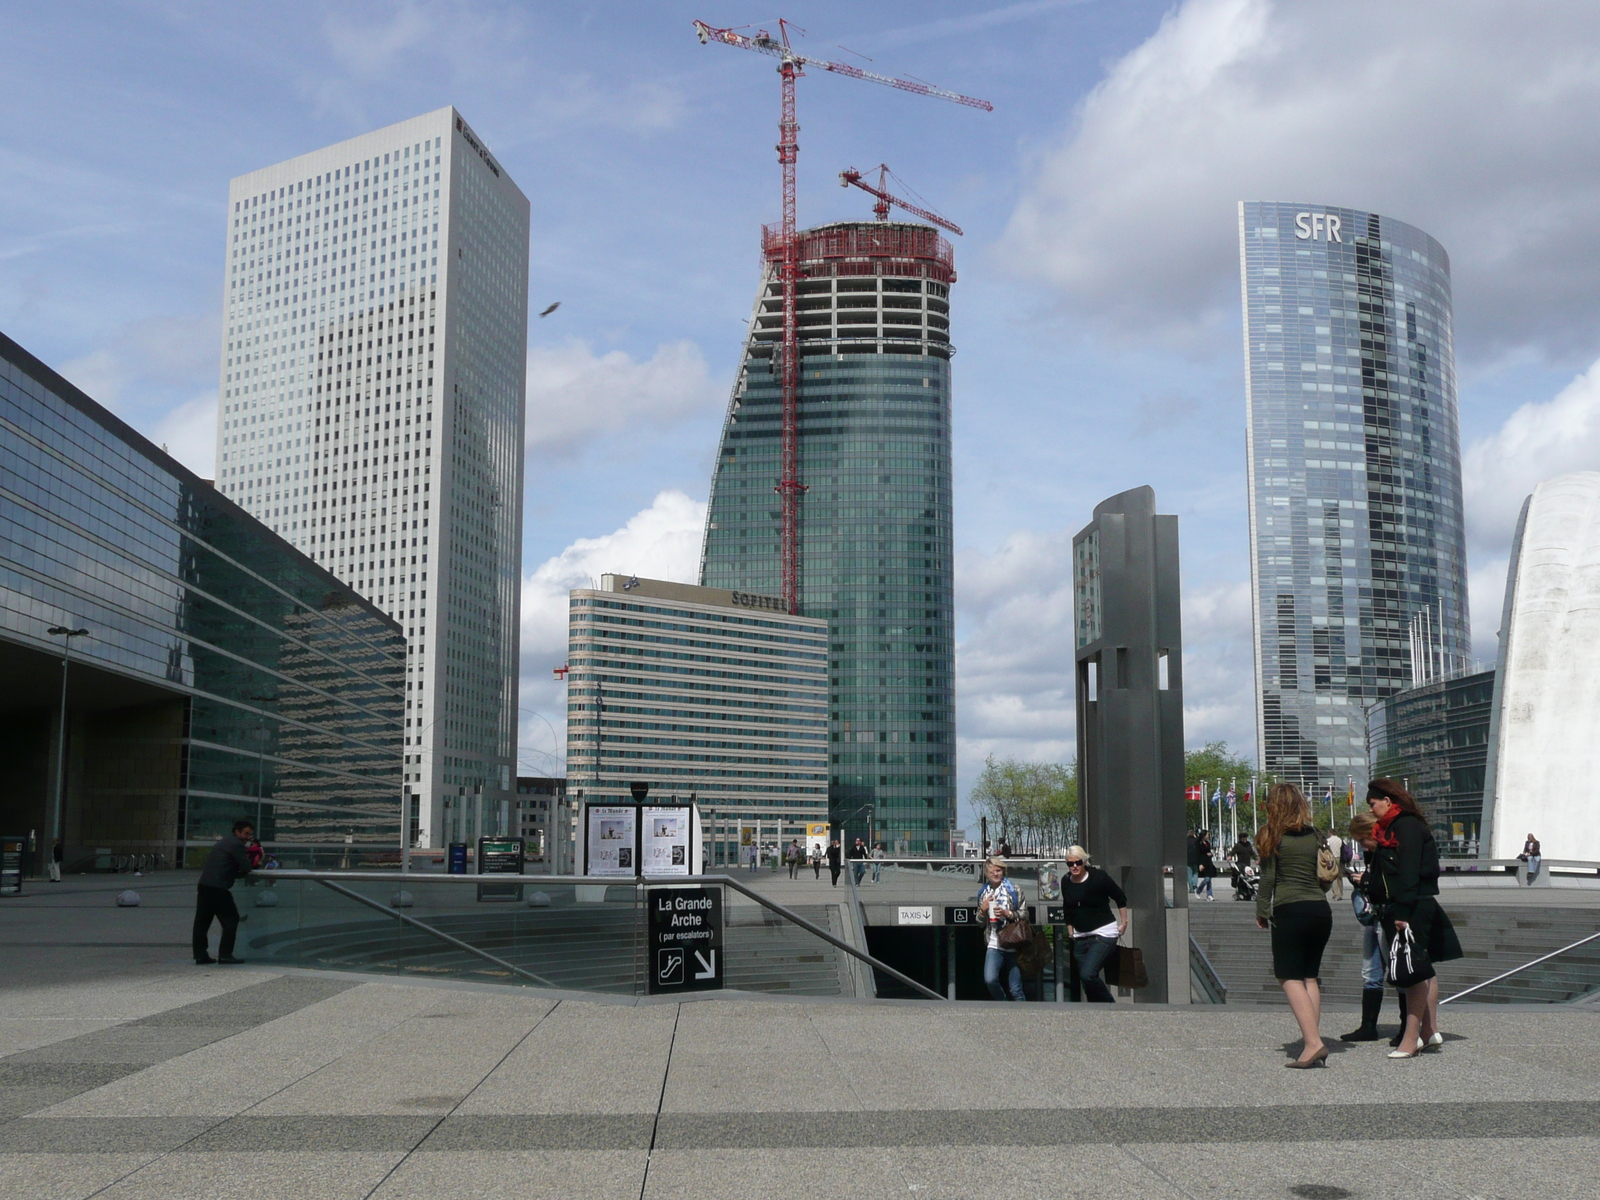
{"left": 1058, "top": 866, "right": 1127, "bottom": 934}
{"left": 1186, "top": 834, "right": 1202, "bottom": 868}
{"left": 198, "top": 835, "right": 252, "bottom": 890}
{"left": 825, "top": 843, "right": 841, "bottom": 867}
{"left": 1366, "top": 812, "right": 1439, "bottom": 923}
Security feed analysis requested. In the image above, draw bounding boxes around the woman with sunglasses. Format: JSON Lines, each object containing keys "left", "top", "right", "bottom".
{"left": 1255, "top": 783, "right": 1333, "bottom": 1068}
{"left": 1058, "top": 846, "right": 1128, "bottom": 1002}
{"left": 1363, "top": 778, "right": 1461, "bottom": 1058}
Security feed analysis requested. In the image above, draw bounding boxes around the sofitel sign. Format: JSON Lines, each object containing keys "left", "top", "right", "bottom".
{"left": 730, "top": 591, "right": 785, "bottom": 612}
{"left": 1294, "top": 212, "right": 1343, "bottom": 242}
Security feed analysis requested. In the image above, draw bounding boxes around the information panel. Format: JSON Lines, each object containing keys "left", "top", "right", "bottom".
{"left": 585, "top": 806, "right": 638, "bottom": 877}
{"left": 642, "top": 807, "right": 691, "bottom": 877}
{"left": 476, "top": 836, "right": 524, "bottom": 902}
{"left": 0, "top": 836, "right": 24, "bottom": 896}
{"left": 647, "top": 885, "right": 723, "bottom": 994}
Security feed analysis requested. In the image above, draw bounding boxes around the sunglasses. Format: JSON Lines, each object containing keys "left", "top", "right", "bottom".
{"left": 1066, "top": 859, "right": 1084, "bottom": 867}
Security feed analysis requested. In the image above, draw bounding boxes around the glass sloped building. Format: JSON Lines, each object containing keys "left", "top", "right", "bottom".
{"left": 699, "top": 221, "right": 955, "bottom": 853}
{"left": 0, "top": 330, "right": 404, "bottom": 870}
{"left": 1238, "top": 203, "right": 1470, "bottom": 794}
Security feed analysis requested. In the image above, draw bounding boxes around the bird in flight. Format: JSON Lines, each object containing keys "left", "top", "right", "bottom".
{"left": 538, "top": 302, "right": 560, "bottom": 317}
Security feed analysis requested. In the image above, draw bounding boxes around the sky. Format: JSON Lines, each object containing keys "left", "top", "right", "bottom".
{"left": 5, "top": 0, "right": 1600, "bottom": 834}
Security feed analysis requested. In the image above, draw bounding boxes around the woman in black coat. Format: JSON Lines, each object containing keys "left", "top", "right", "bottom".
{"left": 1364, "top": 778, "right": 1462, "bottom": 1058}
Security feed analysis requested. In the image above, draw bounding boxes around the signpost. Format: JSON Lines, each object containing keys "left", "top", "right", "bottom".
{"left": 646, "top": 885, "right": 723, "bottom": 994}
{"left": 0, "top": 835, "right": 24, "bottom": 896}
{"left": 476, "top": 836, "right": 524, "bottom": 902}
{"left": 447, "top": 842, "right": 468, "bottom": 874}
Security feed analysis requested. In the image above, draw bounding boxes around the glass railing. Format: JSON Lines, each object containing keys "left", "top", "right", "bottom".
{"left": 244, "top": 870, "right": 942, "bottom": 1001}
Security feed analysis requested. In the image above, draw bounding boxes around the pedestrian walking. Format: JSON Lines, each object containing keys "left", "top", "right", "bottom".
{"left": 1339, "top": 811, "right": 1391, "bottom": 1042}
{"left": 871, "top": 841, "right": 885, "bottom": 884}
{"left": 977, "top": 857, "right": 1026, "bottom": 1001}
{"left": 848, "top": 837, "right": 869, "bottom": 885}
{"left": 49, "top": 839, "right": 63, "bottom": 883}
{"left": 1254, "top": 784, "right": 1333, "bottom": 1068}
{"left": 1364, "top": 779, "right": 1462, "bottom": 1058}
{"left": 193, "top": 818, "right": 254, "bottom": 965}
{"left": 1519, "top": 833, "right": 1542, "bottom": 885}
{"left": 1195, "top": 831, "right": 1216, "bottom": 900}
{"left": 1186, "top": 830, "right": 1202, "bottom": 894}
{"left": 826, "top": 838, "right": 842, "bottom": 887}
{"left": 810, "top": 842, "right": 822, "bottom": 880}
{"left": 785, "top": 840, "right": 802, "bottom": 879}
{"left": 1058, "top": 846, "right": 1127, "bottom": 1003}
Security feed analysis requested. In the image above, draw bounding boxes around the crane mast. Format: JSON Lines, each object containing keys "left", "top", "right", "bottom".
{"left": 694, "top": 19, "right": 990, "bottom": 613}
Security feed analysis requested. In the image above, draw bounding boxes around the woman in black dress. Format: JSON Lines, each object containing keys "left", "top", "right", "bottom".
{"left": 1364, "top": 778, "right": 1462, "bottom": 1058}
{"left": 1254, "top": 783, "right": 1334, "bottom": 1068}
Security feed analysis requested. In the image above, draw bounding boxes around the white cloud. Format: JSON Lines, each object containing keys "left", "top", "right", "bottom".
{"left": 524, "top": 338, "right": 722, "bottom": 456}
{"left": 151, "top": 393, "right": 217, "bottom": 479}
{"left": 516, "top": 490, "right": 708, "bottom": 776}
{"left": 1001, "top": 0, "right": 1600, "bottom": 358}
{"left": 954, "top": 527, "right": 1258, "bottom": 804}
{"left": 1463, "top": 356, "right": 1600, "bottom": 554}
{"left": 56, "top": 314, "right": 217, "bottom": 410}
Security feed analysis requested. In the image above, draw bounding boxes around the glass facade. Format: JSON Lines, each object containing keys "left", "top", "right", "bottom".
{"left": 0, "top": 330, "right": 404, "bottom": 866}
{"left": 1238, "top": 203, "right": 1470, "bottom": 794}
{"left": 700, "top": 222, "right": 955, "bottom": 853}
{"left": 1368, "top": 668, "right": 1494, "bottom": 852}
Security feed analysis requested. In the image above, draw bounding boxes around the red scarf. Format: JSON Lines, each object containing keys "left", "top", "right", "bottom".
{"left": 1373, "top": 805, "right": 1403, "bottom": 848}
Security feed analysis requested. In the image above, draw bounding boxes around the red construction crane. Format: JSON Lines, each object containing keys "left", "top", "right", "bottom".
{"left": 693, "top": 18, "right": 990, "bottom": 613}
{"left": 839, "top": 165, "right": 963, "bottom": 236}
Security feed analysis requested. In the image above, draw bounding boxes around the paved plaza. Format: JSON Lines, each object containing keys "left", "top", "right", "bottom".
{"left": 2, "top": 874, "right": 1598, "bottom": 1199}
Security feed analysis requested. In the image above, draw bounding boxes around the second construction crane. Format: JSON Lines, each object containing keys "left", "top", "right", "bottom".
{"left": 693, "top": 18, "right": 990, "bottom": 613}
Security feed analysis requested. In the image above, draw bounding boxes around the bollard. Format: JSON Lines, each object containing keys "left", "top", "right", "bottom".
{"left": 115, "top": 890, "right": 141, "bottom": 907}
{"left": 526, "top": 891, "right": 551, "bottom": 907}
{"left": 255, "top": 890, "right": 280, "bottom": 908}
{"left": 389, "top": 890, "right": 415, "bottom": 908}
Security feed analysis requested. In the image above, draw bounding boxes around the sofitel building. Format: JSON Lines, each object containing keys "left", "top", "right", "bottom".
{"left": 699, "top": 221, "right": 956, "bottom": 853}
{"left": 213, "top": 107, "right": 529, "bottom": 848}
{"left": 1238, "top": 202, "right": 1470, "bottom": 794}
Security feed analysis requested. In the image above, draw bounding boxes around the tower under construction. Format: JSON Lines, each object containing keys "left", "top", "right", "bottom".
{"left": 700, "top": 220, "right": 956, "bottom": 853}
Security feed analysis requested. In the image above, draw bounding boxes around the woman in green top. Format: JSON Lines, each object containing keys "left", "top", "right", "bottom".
{"left": 1254, "top": 783, "right": 1333, "bottom": 1068}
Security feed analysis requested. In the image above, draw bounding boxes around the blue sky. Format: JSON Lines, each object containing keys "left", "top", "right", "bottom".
{"left": 6, "top": 1, "right": 1600, "bottom": 831}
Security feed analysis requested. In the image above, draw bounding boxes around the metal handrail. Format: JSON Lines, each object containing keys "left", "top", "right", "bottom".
{"left": 253, "top": 870, "right": 946, "bottom": 1002}
{"left": 1440, "top": 929, "right": 1600, "bottom": 1005}
{"left": 1189, "top": 935, "right": 1228, "bottom": 1004}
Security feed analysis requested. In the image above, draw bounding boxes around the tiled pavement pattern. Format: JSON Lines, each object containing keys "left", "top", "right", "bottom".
{"left": 4, "top": 876, "right": 1600, "bottom": 1198}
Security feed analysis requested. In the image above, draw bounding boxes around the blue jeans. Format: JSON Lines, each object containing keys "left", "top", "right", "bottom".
{"left": 1361, "top": 922, "right": 1385, "bottom": 988}
{"left": 1073, "top": 935, "right": 1119, "bottom": 1002}
{"left": 1526, "top": 856, "right": 1541, "bottom": 884}
{"left": 984, "top": 947, "right": 1025, "bottom": 1001}
{"left": 1196, "top": 874, "right": 1213, "bottom": 898}
{"left": 1187, "top": 867, "right": 1199, "bottom": 892}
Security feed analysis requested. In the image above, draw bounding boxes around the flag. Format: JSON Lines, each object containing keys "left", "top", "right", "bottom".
{"left": 1347, "top": 781, "right": 1356, "bottom": 809}
{"left": 1211, "top": 784, "right": 1223, "bottom": 811}
{"left": 1324, "top": 786, "right": 1334, "bottom": 810}
{"left": 1185, "top": 785, "right": 1201, "bottom": 803}
{"left": 1226, "top": 782, "right": 1236, "bottom": 809}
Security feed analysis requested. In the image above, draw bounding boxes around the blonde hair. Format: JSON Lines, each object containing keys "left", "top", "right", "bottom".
{"left": 1255, "top": 782, "right": 1313, "bottom": 860}
{"left": 985, "top": 856, "right": 1008, "bottom": 872}
{"left": 1065, "top": 846, "right": 1091, "bottom": 863}
{"left": 1348, "top": 812, "right": 1377, "bottom": 840}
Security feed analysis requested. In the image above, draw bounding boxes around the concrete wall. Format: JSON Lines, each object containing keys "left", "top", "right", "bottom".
{"left": 1483, "top": 472, "right": 1600, "bottom": 859}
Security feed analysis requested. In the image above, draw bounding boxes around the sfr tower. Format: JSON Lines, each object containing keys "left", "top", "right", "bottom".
{"left": 700, "top": 221, "right": 956, "bottom": 853}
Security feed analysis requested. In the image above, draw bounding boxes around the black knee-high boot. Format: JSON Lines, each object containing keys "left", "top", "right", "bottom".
{"left": 1342, "top": 988, "right": 1384, "bottom": 1041}
{"left": 1389, "top": 988, "right": 1408, "bottom": 1047}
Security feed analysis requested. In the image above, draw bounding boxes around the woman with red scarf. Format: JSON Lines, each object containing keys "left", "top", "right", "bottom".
{"left": 1363, "top": 778, "right": 1462, "bottom": 1058}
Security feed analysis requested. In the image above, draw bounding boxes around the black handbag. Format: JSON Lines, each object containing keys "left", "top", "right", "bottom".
{"left": 1387, "top": 925, "right": 1435, "bottom": 988}
{"left": 1114, "top": 946, "right": 1150, "bottom": 989}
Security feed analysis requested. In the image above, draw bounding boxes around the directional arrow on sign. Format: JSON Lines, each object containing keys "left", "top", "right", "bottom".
{"left": 694, "top": 949, "right": 716, "bottom": 980}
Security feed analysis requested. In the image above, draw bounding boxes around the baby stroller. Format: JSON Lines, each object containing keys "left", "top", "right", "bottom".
{"left": 1231, "top": 863, "right": 1259, "bottom": 901}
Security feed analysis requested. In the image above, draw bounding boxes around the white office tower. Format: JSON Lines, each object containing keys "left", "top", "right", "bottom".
{"left": 213, "top": 107, "right": 529, "bottom": 848}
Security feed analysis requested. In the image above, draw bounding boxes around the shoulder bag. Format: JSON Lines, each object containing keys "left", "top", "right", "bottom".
{"left": 1315, "top": 833, "right": 1340, "bottom": 889}
{"left": 1114, "top": 945, "right": 1150, "bottom": 989}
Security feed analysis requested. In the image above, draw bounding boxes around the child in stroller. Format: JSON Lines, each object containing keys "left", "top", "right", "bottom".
{"left": 1231, "top": 861, "right": 1259, "bottom": 901}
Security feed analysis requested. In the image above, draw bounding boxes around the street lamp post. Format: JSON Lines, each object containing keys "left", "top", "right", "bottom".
{"left": 46, "top": 626, "right": 90, "bottom": 859}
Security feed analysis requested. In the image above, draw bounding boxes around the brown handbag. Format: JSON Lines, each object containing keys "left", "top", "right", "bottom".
{"left": 1114, "top": 945, "right": 1150, "bottom": 989}
{"left": 997, "top": 913, "right": 1034, "bottom": 950}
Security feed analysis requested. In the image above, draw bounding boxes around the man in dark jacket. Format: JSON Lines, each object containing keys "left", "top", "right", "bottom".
{"left": 194, "top": 819, "right": 254, "bottom": 964}
{"left": 825, "top": 839, "right": 843, "bottom": 887}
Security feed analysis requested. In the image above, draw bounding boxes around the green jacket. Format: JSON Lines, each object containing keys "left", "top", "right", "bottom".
{"left": 1256, "top": 827, "right": 1328, "bottom": 920}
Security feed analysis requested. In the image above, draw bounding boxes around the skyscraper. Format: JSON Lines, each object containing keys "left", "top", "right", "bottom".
{"left": 214, "top": 107, "right": 529, "bottom": 847}
{"left": 1238, "top": 202, "right": 1469, "bottom": 793}
{"left": 700, "top": 221, "right": 956, "bottom": 853}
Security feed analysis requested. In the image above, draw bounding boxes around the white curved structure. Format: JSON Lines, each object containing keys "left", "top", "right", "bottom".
{"left": 1482, "top": 472, "right": 1600, "bottom": 859}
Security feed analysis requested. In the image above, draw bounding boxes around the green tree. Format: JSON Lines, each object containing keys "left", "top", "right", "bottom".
{"left": 968, "top": 755, "right": 1079, "bottom": 855}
